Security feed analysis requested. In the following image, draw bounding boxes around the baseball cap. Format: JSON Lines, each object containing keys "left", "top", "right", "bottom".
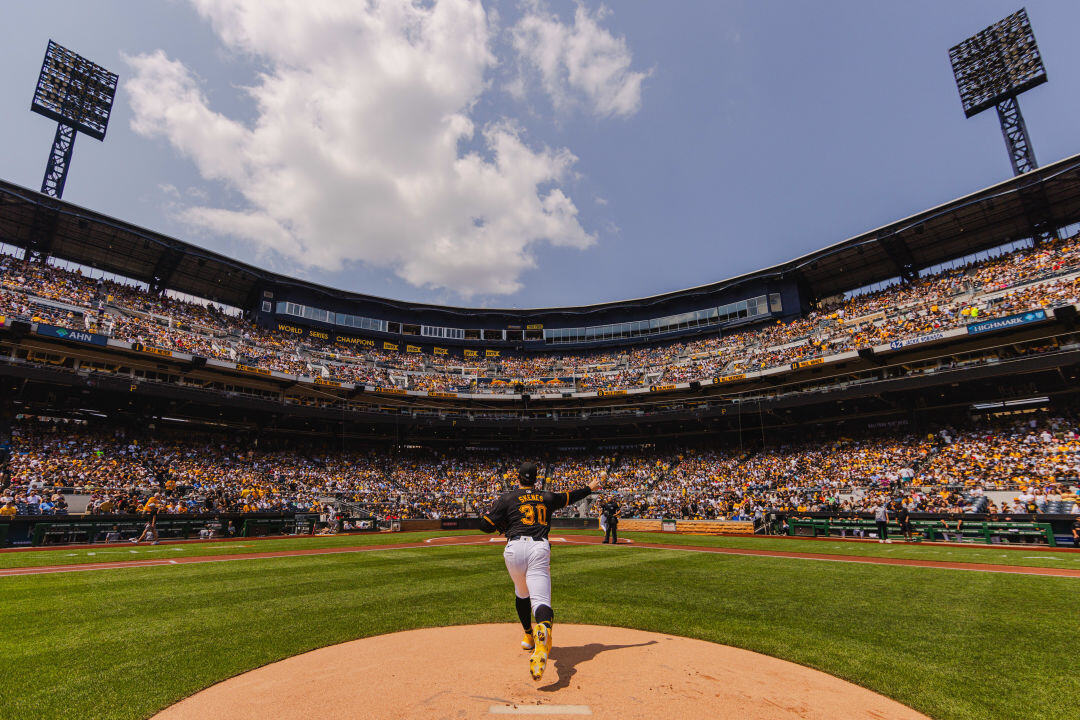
{"left": 519, "top": 462, "right": 538, "bottom": 485}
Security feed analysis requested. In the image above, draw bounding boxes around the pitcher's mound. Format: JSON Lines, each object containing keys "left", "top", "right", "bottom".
{"left": 151, "top": 624, "right": 927, "bottom": 719}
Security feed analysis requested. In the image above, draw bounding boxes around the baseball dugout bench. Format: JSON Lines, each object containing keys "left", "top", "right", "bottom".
{"left": 28, "top": 518, "right": 233, "bottom": 544}
{"left": 242, "top": 517, "right": 295, "bottom": 537}
{"left": 87, "top": 521, "right": 143, "bottom": 542}
{"left": 33, "top": 523, "right": 90, "bottom": 545}
{"left": 789, "top": 517, "right": 1057, "bottom": 546}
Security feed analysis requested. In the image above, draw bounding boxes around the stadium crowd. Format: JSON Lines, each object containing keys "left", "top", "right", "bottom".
{"left": 2, "top": 414, "right": 1077, "bottom": 520}
{"left": 2, "top": 230, "right": 1080, "bottom": 394}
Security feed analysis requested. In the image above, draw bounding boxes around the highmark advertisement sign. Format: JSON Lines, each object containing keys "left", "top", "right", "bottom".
{"left": 965, "top": 309, "right": 1047, "bottom": 335}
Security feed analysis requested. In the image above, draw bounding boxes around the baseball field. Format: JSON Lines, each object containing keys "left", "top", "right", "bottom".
{"left": 3, "top": 530, "right": 1078, "bottom": 720}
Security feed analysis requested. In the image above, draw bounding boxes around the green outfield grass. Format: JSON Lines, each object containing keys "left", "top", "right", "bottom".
{"left": 3, "top": 528, "right": 1078, "bottom": 570}
{"left": 559, "top": 528, "right": 1080, "bottom": 569}
{"left": 1, "top": 535, "right": 1076, "bottom": 720}
{"left": 0, "top": 530, "right": 480, "bottom": 569}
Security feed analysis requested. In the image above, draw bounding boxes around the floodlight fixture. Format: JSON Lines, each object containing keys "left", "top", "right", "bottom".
{"left": 30, "top": 40, "right": 118, "bottom": 198}
{"left": 948, "top": 8, "right": 1046, "bottom": 176}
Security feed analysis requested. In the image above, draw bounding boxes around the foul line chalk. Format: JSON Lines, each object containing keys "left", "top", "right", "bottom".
{"left": 489, "top": 705, "right": 592, "bottom": 715}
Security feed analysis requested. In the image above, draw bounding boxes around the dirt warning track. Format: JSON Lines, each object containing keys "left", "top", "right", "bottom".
{"left": 2, "top": 534, "right": 1079, "bottom": 578}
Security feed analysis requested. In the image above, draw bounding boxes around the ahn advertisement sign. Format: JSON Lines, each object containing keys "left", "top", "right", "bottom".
{"left": 965, "top": 309, "right": 1047, "bottom": 335}
{"left": 35, "top": 323, "right": 109, "bottom": 346}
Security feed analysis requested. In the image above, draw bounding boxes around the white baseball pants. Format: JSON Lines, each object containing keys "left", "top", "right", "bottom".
{"left": 503, "top": 537, "right": 551, "bottom": 615}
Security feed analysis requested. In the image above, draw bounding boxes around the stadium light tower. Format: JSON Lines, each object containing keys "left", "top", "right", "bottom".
{"left": 29, "top": 40, "right": 118, "bottom": 199}
{"left": 948, "top": 8, "right": 1047, "bottom": 176}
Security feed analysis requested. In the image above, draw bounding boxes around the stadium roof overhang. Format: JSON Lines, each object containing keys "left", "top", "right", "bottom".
{"left": 3, "top": 151, "right": 1080, "bottom": 314}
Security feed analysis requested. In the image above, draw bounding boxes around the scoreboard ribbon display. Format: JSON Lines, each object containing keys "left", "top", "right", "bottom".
{"left": 132, "top": 343, "right": 174, "bottom": 358}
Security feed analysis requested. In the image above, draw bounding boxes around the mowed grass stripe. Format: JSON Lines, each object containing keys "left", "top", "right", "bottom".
{"left": 5, "top": 529, "right": 1080, "bottom": 571}
{"left": 559, "top": 529, "right": 1080, "bottom": 569}
{"left": 1, "top": 544, "right": 1076, "bottom": 720}
{"left": 0, "top": 530, "right": 482, "bottom": 569}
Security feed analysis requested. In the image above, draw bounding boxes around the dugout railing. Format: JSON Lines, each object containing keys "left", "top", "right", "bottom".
{"left": 788, "top": 516, "right": 1061, "bottom": 546}
{"left": 1, "top": 512, "right": 306, "bottom": 547}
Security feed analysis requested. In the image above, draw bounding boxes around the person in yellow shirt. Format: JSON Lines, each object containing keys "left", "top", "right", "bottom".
{"left": 134, "top": 496, "right": 161, "bottom": 545}
{"left": 0, "top": 502, "right": 16, "bottom": 517}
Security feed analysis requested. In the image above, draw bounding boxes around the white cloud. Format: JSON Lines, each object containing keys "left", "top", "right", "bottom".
{"left": 512, "top": 1, "right": 649, "bottom": 119}
{"left": 124, "top": 0, "right": 596, "bottom": 297}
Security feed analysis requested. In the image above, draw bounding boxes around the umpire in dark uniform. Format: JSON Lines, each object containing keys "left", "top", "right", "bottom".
{"left": 600, "top": 496, "right": 619, "bottom": 544}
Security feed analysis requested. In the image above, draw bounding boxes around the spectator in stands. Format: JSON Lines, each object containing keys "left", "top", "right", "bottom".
{"left": 5, "top": 229, "right": 1080, "bottom": 394}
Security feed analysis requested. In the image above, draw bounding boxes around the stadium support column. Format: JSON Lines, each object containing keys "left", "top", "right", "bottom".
{"left": 995, "top": 95, "right": 1037, "bottom": 176}
{"left": 149, "top": 246, "right": 186, "bottom": 294}
{"left": 875, "top": 232, "right": 917, "bottom": 284}
{"left": 41, "top": 122, "right": 77, "bottom": 199}
{"left": 994, "top": 98, "right": 1058, "bottom": 243}
{"left": 25, "top": 199, "right": 61, "bottom": 264}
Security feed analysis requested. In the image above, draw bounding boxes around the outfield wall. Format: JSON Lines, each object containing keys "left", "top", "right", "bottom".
{"left": 620, "top": 519, "right": 754, "bottom": 535}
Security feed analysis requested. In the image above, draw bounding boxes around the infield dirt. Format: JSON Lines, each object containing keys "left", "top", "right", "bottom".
{"left": 150, "top": 623, "right": 929, "bottom": 720}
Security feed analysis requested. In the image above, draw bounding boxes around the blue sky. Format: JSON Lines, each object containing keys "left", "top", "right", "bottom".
{"left": 1, "top": 1, "right": 1078, "bottom": 309}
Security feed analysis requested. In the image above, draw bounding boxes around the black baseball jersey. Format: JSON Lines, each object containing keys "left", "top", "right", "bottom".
{"left": 482, "top": 486, "right": 592, "bottom": 540}
{"left": 601, "top": 500, "right": 619, "bottom": 523}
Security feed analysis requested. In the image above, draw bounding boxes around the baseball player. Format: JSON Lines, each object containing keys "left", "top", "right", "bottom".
{"left": 480, "top": 461, "right": 605, "bottom": 681}
{"left": 133, "top": 495, "right": 161, "bottom": 545}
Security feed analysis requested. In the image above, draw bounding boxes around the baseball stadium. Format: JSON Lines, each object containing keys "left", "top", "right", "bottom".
{"left": 2, "top": 4, "right": 1080, "bottom": 720}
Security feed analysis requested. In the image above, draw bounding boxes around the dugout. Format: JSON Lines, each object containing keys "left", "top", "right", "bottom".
{"left": 0, "top": 512, "right": 300, "bottom": 547}
{"left": 787, "top": 512, "right": 1077, "bottom": 546}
